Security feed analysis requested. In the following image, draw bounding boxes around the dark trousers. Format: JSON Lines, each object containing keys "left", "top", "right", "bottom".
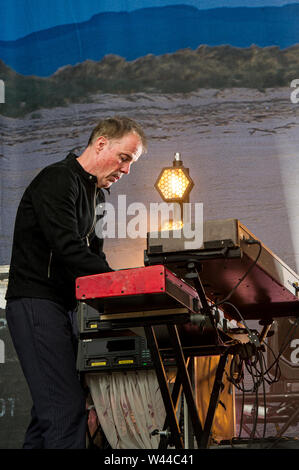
{"left": 6, "top": 298, "right": 87, "bottom": 449}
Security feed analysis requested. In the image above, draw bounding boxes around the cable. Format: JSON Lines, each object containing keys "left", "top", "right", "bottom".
{"left": 226, "top": 328, "right": 271, "bottom": 440}
{"left": 213, "top": 239, "right": 262, "bottom": 308}
{"left": 259, "top": 353, "right": 267, "bottom": 439}
{"left": 261, "top": 340, "right": 281, "bottom": 385}
{"left": 250, "top": 352, "right": 268, "bottom": 439}
{"left": 221, "top": 300, "right": 298, "bottom": 443}
{"left": 197, "top": 236, "right": 297, "bottom": 443}
{"left": 231, "top": 321, "right": 299, "bottom": 444}
{"left": 234, "top": 350, "right": 268, "bottom": 444}
{"left": 238, "top": 388, "right": 245, "bottom": 439}
{"left": 261, "top": 317, "right": 299, "bottom": 378}
{"left": 248, "top": 359, "right": 259, "bottom": 443}
{"left": 216, "top": 301, "right": 261, "bottom": 347}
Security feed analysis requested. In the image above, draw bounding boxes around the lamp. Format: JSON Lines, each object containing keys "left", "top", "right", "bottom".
{"left": 154, "top": 152, "right": 194, "bottom": 230}
{"left": 155, "top": 152, "right": 194, "bottom": 203}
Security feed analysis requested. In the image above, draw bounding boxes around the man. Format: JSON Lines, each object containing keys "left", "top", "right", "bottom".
{"left": 5, "top": 116, "right": 147, "bottom": 449}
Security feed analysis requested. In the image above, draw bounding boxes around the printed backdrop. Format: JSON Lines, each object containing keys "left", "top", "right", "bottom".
{"left": 0, "top": 0, "right": 299, "bottom": 448}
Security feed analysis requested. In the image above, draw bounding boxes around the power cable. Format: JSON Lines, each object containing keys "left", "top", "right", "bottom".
{"left": 213, "top": 239, "right": 262, "bottom": 308}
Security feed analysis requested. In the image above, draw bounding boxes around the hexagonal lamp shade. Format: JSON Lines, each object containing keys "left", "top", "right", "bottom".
{"left": 155, "top": 153, "right": 194, "bottom": 202}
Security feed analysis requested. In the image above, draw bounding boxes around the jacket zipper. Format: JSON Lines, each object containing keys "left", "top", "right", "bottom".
{"left": 48, "top": 250, "right": 52, "bottom": 278}
{"left": 85, "top": 183, "right": 97, "bottom": 247}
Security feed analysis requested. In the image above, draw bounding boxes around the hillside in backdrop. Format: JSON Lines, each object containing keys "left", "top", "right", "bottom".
{"left": 0, "top": 4, "right": 299, "bottom": 77}
{"left": 1, "top": 44, "right": 299, "bottom": 118}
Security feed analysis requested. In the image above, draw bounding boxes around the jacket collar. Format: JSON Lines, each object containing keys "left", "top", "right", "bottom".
{"left": 65, "top": 152, "right": 110, "bottom": 194}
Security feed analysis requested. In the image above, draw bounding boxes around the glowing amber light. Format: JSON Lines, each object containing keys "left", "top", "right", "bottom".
{"left": 156, "top": 168, "right": 192, "bottom": 201}
{"left": 161, "top": 219, "right": 184, "bottom": 231}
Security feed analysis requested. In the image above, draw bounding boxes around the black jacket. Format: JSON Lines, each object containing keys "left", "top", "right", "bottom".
{"left": 6, "top": 152, "right": 112, "bottom": 310}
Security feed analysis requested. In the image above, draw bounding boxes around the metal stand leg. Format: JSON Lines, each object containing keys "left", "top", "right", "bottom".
{"left": 144, "top": 326, "right": 184, "bottom": 449}
{"left": 146, "top": 323, "right": 229, "bottom": 450}
{"left": 158, "top": 358, "right": 189, "bottom": 449}
{"left": 275, "top": 406, "right": 299, "bottom": 438}
{"left": 167, "top": 324, "right": 204, "bottom": 448}
{"left": 199, "top": 352, "right": 228, "bottom": 448}
{"left": 184, "top": 358, "right": 196, "bottom": 449}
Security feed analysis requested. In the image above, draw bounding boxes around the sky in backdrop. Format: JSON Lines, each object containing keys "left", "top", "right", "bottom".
{"left": 1, "top": 0, "right": 298, "bottom": 40}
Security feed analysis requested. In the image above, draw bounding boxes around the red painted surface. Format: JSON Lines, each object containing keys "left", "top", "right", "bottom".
{"left": 76, "top": 265, "right": 168, "bottom": 299}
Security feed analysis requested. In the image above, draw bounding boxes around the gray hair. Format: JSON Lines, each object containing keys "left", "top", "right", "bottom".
{"left": 88, "top": 116, "right": 147, "bottom": 152}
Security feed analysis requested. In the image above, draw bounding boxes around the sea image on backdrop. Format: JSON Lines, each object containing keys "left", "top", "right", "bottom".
{"left": 1, "top": 3, "right": 299, "bottom": 446}
{"left": 1, "top": 4, "right": 299, "bottom": 272}
{"left": 1, "top": 81, "right": 299, "bottom": 273}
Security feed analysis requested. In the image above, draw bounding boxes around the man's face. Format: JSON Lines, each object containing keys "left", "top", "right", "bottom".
{"left": 94, "top": 133, "right": 143, "bottom": 188}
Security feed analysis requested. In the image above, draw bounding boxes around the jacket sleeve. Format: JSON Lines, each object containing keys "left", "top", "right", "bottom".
{"left": 30, "top": 165, "right": 113, "bottom": 278}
